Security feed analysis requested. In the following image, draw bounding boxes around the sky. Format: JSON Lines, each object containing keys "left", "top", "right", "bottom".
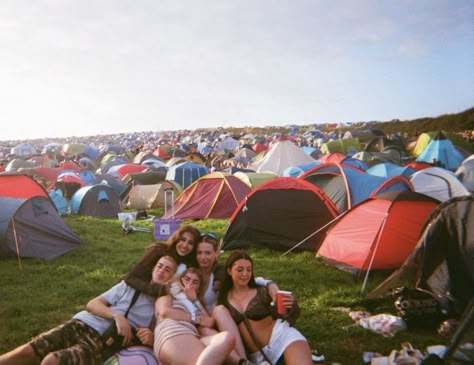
{"left": 1, "top": 0, "right": 473, "bottom": 141}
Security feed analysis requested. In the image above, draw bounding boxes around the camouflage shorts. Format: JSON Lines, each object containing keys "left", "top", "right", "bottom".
{"left": 29, "top": 319, "right": 105, "bottom": 365}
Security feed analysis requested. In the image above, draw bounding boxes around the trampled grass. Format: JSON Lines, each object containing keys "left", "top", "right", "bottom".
{"left": 0, "top": 212, "right": 447, "bottom": 364}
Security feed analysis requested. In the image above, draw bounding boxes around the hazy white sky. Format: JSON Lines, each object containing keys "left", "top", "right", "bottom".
{"left": 1, "top": 0, "right": 473, "bottom": 141}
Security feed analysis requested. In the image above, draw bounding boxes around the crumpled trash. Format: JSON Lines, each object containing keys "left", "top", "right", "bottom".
{"left": 357, "top": 313, "right": 407, "bottom": 337}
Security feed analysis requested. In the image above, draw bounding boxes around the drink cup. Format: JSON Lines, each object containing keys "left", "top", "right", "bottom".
{"left": 276, "top": 290, "right": 292, "bottom": 315}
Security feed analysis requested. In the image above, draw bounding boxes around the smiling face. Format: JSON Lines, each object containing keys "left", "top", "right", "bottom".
{"left": 175, "top": 231, "right": 195, "bottom": 257}
{"left": 227, "top": 258, "right": 253, "bottom": 287}
{"left": 196, "top": 241, "right": 219, "bottom": 271}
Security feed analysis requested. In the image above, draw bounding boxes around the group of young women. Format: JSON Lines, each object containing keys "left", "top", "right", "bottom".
{"left": 123, "top": 225, "right": 313, "bottom": 365}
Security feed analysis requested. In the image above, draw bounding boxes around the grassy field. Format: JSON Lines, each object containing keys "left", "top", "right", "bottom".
{"left": 0, "top": 212, "right": 447, "bottom": 364}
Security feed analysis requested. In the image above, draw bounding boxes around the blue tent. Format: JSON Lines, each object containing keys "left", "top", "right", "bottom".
{"left": 416, "top": 132, "right": 465, "bottom": 171}
{"left": 301, "top": 162, "right": 413, "bottom": 213}
{"left": 70, "top": 184, "right": 121, "bottom": 217}
{"left": 165, "top": 162, "right": 208, "bottom": 189}
{"left": 367, "top": 162, "right": 416, "bottom": 179}
{"left": 282, "top": 161, "right": 321, "bottom": 178}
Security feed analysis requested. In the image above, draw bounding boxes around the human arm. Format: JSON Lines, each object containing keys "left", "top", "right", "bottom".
{"left": 123, "top": 244, "right": 167, "bottom": 297}
{"left": 156, "top": 295, "right": 215, "bottom": 328}
{"left": 86, "top": 295, "right": 135, "bottom": 346}
{"left": 135, "top": 327, "right": 154, "bottom": 346}
{"left": 255, "top": 277, "right": 279, "bottom": 305}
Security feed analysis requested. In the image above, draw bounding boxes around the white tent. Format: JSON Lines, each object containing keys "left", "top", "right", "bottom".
{"left": 252, "top": 139, "right": 316, "bottom": 176}
{"left": 410, "top": 167, "right": 470, "bottom": 202}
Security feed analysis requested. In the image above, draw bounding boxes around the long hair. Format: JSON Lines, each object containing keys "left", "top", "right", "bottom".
{"left": 149, "top": 225, "right": 200, "bottom": 267}
{"left": 217, "top": 250, "right": 257, "bottom": 306}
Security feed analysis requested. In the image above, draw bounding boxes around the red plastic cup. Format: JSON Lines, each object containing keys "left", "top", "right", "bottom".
{"left": 276, "top": 290, "right": 292, "bottom": 315}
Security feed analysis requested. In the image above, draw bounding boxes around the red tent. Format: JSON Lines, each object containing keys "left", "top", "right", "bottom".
{"left": 317, "top": 190, "right": 440, "bottom": 274}
{"left": 163, "top": 172, "right": 251, "bottom": 220}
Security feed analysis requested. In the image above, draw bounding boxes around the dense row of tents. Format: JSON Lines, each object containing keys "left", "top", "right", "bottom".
{"left": 1, "top": 126, "right": 473, "bottom": 362}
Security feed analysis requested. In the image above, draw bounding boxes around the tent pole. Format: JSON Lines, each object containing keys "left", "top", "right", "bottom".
{"left": 361, "top": 211, "right": 389, "bottom": 294}
{"left": 12, "top": 218, "right": 23, "bottom": 271}
{"left": 281, "top": 210, "right": 349, "bottom": 257}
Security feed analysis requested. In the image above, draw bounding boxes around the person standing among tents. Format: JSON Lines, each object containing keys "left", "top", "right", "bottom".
{"left": 217, "top": 250, "right": 313, "bottom": 365}
{"left": 123, "top": 225, "right": 200, "bottom": 297}
{"left": 0, "top": 255, "right": 178, "bottom": 365}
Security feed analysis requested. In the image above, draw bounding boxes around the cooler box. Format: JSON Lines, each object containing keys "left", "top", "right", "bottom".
{"left": 153, "top": 189, "right": 180, "bottom": 241}
{"left": 154, "top": 219, "right": 180, "bottom": 241}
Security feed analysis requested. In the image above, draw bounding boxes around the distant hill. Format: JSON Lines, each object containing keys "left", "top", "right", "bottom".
{"left": 367, "top": 107, "right": 474, "bottom": 135}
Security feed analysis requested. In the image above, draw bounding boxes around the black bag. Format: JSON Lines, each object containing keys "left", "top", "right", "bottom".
{"left": 393, "top": 287, "right": 445, "bottom": 328}
{"left": 101, "top": 290, "right": 141, "bottom": 354}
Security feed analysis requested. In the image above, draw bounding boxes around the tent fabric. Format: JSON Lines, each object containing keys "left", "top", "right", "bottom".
{"left": 366, "top": 162, "right": 416, "bottom": 179}
{"left": 233, "top": 171, "right": 278, "bottom": 188}
{"left": 316, "top": 190, "right": 440, "bottom": 274}
{"left": 410, "top": 167, "right": 470, "bottom": 202}
{"left": 301, "top": 163, "right": 414, "bottom": 213}
{"left": 252, "top": 140, "right": 316, "bottom": 176}
{"left": 108, "top": 164, "right": 147, "bottom": 179}
{"left": 0, "top": 174, "right": 49, "bottom": 199}
{"left": 455, "top": 155, "right": 474, "bottom": 192}
{"left": 416, "top": 132, "right": 465, "bottom": 171}
{"left": 163, "top": 172, "right": 251, "bottom": 220}
{"left": 0, "top": 175, "right": 81, "bottom": 260}
{"left": 127, "top": 180, "right": 181, "bottom": 210}
{"left": 165, "top": 161, "right": 209, "bottom": 189}
{"left": 220, "top": 177, "right": 339, "bottom": 252}
{"left": 70, "top": 184, "right": 122, "bottom": 218}
{"left": 365, "top": 195, "right": 474, "bottom": 319}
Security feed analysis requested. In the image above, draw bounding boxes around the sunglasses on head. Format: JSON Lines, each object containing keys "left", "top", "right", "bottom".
{"left": 201, "top": 232, "right": 217, "bottom": 240}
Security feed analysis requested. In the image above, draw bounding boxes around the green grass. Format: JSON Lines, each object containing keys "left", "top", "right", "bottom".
{"left": 0, "top": 211, "right": 447, "bottom": 363}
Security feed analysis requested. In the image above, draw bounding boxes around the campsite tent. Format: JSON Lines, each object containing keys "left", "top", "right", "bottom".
{"left": 300, "top": 163, "right": 414, "bottom": 213}
{"left": 416, "top": 131, "right": 465, "bottom": 171}
{"left": 410, "top": 167, "right": 470, "bottom": 202}
{"left": 162, "top": 172, "right": 251, "bottom": 220}
{"left": 0, "top": 175, "right": 81, "bottom": 259}
{"left": 316, "top": 191, "right": 440, "bottom": 275}
{"left": 252, "top": 139, "right": 315, "bottom": 176}
{"left": 455, "top": 155, "right": 474, "bottom": 192}
{"left": 165, "top": 161, "right": 209, "bottom": 189}
{"left": 366, "top": 195, "right": 474, "bottom": 319}
{"left": 366, "top": 162, "right": 416, "bottom": 179}
{"left": 70, "top": 183, "right": 122, "bottom": 217}
{"left": 220, "top": 177, "right": 339, "bottom": 252}
{"left": 127, "top": 180, "right": 181, "bottom": 210}
{"left": 233, "top": 171, "right": 278, "bottom": 189}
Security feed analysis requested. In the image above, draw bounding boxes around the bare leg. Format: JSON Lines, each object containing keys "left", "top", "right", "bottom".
{"left": 199, "top": 326, "right": 241, "bottom": 365}
{"left": 0, "top": 344, "right": 40, "bottom": 365}
{"left": 213, "top": 305, "right": 247, "bottom": 360}
{"left": 197, "top": 331, "right": 235, "bottom": 365}
{"left": 40, "top": 353, "right": 59, "bottom": 365}
{"left": 158, "top": 333, "right": 205, "bottom": 365}
{"left": 283, "top": 340, "right": 313, "bottom": 365}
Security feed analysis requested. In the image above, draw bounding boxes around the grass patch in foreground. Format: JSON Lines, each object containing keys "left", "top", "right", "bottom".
{"left": 0, "top": 214, "right": 447, "bottom": 363}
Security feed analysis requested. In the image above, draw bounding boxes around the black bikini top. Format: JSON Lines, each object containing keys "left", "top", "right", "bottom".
{"left": 226, "top": 286, "right": 275, "bottom": 324}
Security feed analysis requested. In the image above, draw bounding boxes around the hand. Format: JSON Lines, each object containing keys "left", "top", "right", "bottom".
{"left": 136, "top": 327, "right": 154, "bottom": 346}
{"left": 198, "top": 315, "right": 215, "bottom": 328}
{"left": 267, "top": 282, "right": 279, "bottom": 306}
{"left": 114, "top": 314, "right": 134, "bottom": 346}
{"left": 281, "top": 293, "right": 295, "bottom": 312}
{"left": 180, "top": 281, "right": 198, "bottom": 302}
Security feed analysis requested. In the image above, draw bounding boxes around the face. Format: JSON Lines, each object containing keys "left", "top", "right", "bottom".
{"left": 196, "top": 242, "right": 218, "bottom": 270}
{"left": 181, "top": 272, "right": 201, "bottom": 292}
{"left": 175, "top": 231, "right": 195, "bottom": 257}
{"left": 227, "top": 258, "right": 252, "bottom": 287}
{"left": 152, "top": 257, "right": 176, "bottom": 283}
